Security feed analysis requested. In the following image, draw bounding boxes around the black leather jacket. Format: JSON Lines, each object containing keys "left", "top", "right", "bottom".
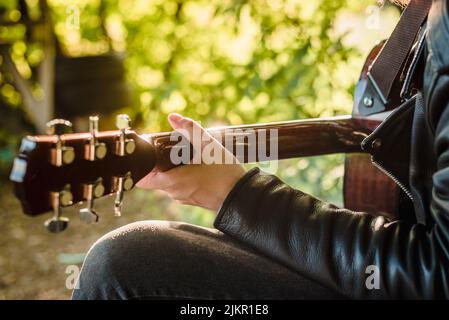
{"left": 214, "top": 0, "right": 449, "bottom": 299}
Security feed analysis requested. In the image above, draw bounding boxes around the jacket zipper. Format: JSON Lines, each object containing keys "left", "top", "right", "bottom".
{"left": 371, "top": 159, "right": 414, "bottom": 201}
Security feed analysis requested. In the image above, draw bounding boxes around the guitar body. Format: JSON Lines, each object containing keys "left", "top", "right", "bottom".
{"left": 344, "top": 41, "right": 400, "bottom": 219}
{"left": 344, "top": 154, "right": 399, "bottom": 219}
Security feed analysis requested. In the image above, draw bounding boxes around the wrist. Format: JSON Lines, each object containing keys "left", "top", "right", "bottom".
{"left": 214, "top": 166, "right": 262, "bottom": 212}
{"left": 211, "top": 165, "right": 246, "bottom": 211}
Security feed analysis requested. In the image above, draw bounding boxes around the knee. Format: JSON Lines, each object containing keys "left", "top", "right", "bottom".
{"left": 73, "top": 220, "right": 179, "bottom": 299}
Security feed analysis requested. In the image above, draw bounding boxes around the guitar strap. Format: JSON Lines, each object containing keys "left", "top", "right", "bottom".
{"left": 360, "top": 0, "right": 432, "bottom": 116}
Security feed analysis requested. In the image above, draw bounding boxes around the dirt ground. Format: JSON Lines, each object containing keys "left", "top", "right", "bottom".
{"left": 0, "top": 180, "right": 207, "bottom": 300}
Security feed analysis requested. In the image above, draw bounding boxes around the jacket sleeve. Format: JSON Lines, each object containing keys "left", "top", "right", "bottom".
{"left": 214, "top": 102, "right": 449, "bottom": 299}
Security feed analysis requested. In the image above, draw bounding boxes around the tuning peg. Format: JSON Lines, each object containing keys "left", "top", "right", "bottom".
{"left": 45, "top": 185, "right": 73, "bottom": 233}
{"left": 112, "top": 172, "right": 134, "bottom": 217}
{"left": 114, "top": 114, "right": 136, "bottom": 156}
{"left": 116, "top": 114, "right": 131, "bottom": 130}
{"left": 47, "top": 119, "right": 73, "bottom": 136}
{"left": 46, "top": 119, "right": 75, "bottom": 167}
{"left": 79, "top": 178, "right": 105, "bottom": 224}
{"left": 45, "top": 216, "right": 69, "bottom": 233}
{"left": 84, "top": 116, "right": 107, "bottom": 161}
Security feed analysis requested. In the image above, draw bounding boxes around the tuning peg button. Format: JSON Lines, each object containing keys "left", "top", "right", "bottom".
{"left": 112, "top": 172, "right": 134, "bottom": 217}
{"left": 114, "top": 114, "right": 135, "bottom": 156}
{"left": 116, "top": 114, "right": 131, "bottom": 130}
{"left": 79, "top": 178, "right": 104, "bottom": 224}
{"left": 45, "top": 186, "right": 73, "bottom": 233}
{"left": 85, "top": 116, "right": 108, "bottom": 161}
{"left": 47, "top": 119, "right": 73, "bottom": 135}
{"left": 79, "top": 208, "right": 99, "bottom": 224}
{"left": 47, "top": 119, "right": 75, "bottom": 166}
{"left": 44, "top": 217, "right": 69, "bottom": 233}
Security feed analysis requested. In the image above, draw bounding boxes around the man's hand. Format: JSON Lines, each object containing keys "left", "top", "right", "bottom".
{"left": 136, "top": 113, "right": 247, "bottom": 211}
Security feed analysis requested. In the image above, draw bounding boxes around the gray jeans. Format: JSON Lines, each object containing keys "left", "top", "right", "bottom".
{"left": 72, "top": 220, "right": 343, "bottom": 300}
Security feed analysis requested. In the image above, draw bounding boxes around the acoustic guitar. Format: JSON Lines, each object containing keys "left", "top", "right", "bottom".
{"left": 9, "top": 41, "right": 404, "bottom": 232}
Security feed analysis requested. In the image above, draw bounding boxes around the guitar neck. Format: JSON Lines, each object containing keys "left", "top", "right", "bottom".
{"left": 9, "top": 114, "right": 382, "bottom": 217}
{"left": 144, "top": 115, "right": 375, "bottom": 171}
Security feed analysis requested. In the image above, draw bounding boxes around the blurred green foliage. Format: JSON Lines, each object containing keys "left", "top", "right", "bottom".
{"left": 51, "top": 0, "right": 368, "bottom": 127}
{"left": 0, "top": 0, "right": 399, "bottom": 225}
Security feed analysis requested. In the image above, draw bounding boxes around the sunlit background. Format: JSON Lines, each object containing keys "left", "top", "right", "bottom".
{"left": 0, "top": 0, "right": 399, "bottom": 299}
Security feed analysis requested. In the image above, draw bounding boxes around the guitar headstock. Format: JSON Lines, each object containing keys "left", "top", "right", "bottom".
{"left": 9, "top": 114, "right": 156, "bottom": 233}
